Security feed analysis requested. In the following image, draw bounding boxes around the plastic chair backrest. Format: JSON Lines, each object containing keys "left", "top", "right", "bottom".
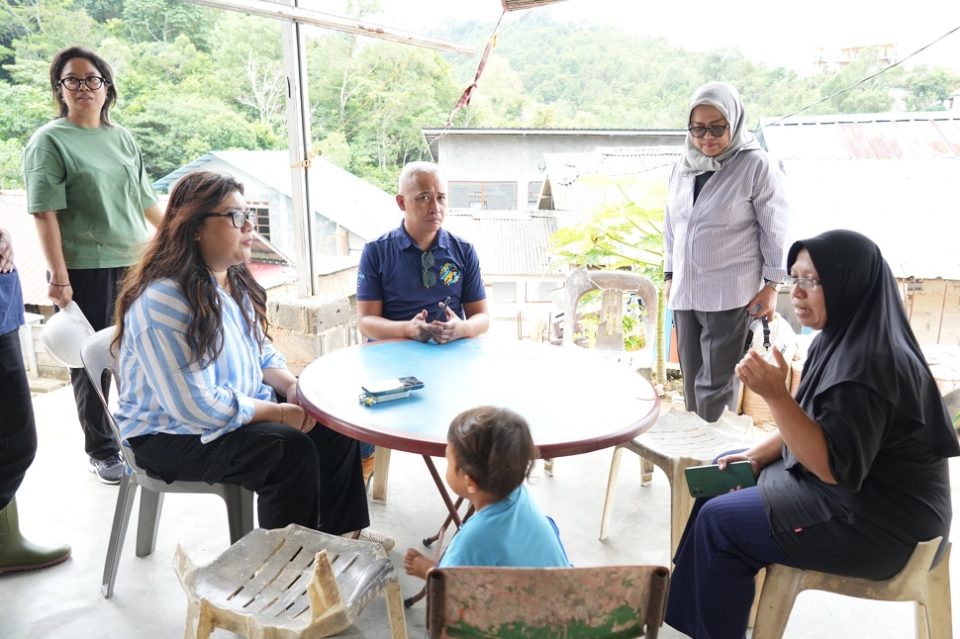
{"left": 562, "top": 269, "right": 658, "bottom": 359}
{"left": 80, "top": 326, "right": 146, "bottom": 475}
{"left": 426, "top": 564, "right": 670, "bottom": 638}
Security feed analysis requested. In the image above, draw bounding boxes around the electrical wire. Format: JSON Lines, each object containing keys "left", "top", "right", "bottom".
{"left": 757, "top": 23, "right": 960, "bottom": 132}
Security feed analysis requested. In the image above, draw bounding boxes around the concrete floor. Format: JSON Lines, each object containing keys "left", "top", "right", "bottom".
{"left": 3, "top": 384, "right": 959, "bottom": 638}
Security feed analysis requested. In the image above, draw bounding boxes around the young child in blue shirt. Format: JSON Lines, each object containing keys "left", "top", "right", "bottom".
{"left": 404, "top": 406, "right": 570, "bottom": 578}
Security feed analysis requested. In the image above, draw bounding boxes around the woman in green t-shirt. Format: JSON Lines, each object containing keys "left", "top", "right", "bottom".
{"left": 24, "top": 46, "right": 163, "bottom": 485}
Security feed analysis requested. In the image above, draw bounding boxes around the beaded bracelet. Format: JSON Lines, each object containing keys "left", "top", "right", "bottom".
{"left": 279, "top": 404, "right": 286, "bottom": 424}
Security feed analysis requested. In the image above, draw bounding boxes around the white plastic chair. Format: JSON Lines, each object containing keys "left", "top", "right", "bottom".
{"left": 80, "top": 327, "right": 255, "bottom": 598}
{"left": 175, "top": 524, "right": 407, "bottom": 639}
{"left": 599, "top": 407, "right": 764, "bottom": 556}
{"left": 753, "top": 537, "right": 952, "bottom": 639}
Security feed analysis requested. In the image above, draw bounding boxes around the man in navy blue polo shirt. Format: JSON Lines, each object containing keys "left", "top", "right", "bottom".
{"left": 357, "top": 161, "right": 489, "bottom": 344}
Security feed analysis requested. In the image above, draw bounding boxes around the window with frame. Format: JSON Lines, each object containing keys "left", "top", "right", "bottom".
{"left": 248, "top": 202, "right": 271, "bottom": 240}
{"left": 527, "top": 181, "right": 543, "bottom": 208}
{"left": 526, "top": 280, "right": 559, "bottom": 303}
{"left": 488, "top": 281, "right": 517, "bottom": 303}
{"left": 449, "top": 181, "right": 518, "bottom": 210}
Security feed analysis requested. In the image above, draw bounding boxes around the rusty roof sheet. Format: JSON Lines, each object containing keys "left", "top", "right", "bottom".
{"left": 783, "top": 158, "right": 960, "bottom": 280}
{"left": 756, "top": 113, "right": 960, "bottom": 279}
{"left": 758, "top": 112, "right": 960, "bottom": 160}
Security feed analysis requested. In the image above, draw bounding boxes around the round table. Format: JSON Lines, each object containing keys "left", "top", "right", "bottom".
{"left": 297, "top": 337, "right": 660, "bottom": 459}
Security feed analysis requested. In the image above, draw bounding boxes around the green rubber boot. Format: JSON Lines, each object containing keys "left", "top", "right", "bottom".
{"left": 0, "top": 497, "right": 71, "bottom": 574}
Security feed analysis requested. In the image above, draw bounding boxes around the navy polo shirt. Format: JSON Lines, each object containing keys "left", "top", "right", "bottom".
{"left": 357, "top": 223, "right": 485, "bottom": 322}
{"left": 0, "top": 270, "right": 25, "bottom": 336}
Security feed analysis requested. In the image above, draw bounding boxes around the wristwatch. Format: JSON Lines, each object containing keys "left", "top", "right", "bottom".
{"left": 763, "top": 279, "right": 779, "bottom": 290}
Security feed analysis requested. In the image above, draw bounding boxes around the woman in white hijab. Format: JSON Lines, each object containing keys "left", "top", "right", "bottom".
{"left": 664, "top": 81, "right": 789, "bottom": 422}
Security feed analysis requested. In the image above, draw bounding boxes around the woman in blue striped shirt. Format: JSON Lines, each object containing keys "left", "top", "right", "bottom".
{"left": 111, "top": 171, "right": 371, "bottom": 538}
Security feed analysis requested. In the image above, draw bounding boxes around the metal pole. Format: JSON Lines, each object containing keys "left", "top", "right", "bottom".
{"left": 281, "top": 0, "right": 315, "bottom": 297}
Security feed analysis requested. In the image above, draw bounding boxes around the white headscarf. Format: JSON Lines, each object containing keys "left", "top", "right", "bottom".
{"left": 679, "top": 81, "right": 761, "bottom": 176}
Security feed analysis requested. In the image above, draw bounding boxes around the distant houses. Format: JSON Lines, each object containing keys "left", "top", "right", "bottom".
{"left": 8, "top": 115, "right": 960, "bottom": 381}
{"left": 153, "top": 150, "right": 400, "bottom": 261}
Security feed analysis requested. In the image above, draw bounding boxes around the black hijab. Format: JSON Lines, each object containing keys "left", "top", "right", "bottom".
{"left": 790, "top": 230, "right": 959, "bottom": 456}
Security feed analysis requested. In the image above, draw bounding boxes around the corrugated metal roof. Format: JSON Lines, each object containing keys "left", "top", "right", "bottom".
{"left": 757, "top": 112, "right": 960, "bottom": 160}
{"left": 758, "top": 112, "right": 960, "bottom": 279}
{"left": 421, "top": 127, "right": 685, "bottom": 163}
{"left": 442, "top": 210, "right": 560, "bottom": 276}
{"left": 153, "top": 151, "right": 398, "bottom": 241}
{"left": 542, "top": 146, "right": 682, "bottom": 211}
{"left": 781, "top": 158, "right": 960, "bottom": 280}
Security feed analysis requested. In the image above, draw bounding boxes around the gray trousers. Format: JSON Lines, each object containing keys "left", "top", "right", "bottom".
{"left": 674, "top": 307, "right": 750, "bottom": 422}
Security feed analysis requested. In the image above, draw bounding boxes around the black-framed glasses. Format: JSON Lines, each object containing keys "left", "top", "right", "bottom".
{"left": 785, "top": 275, "right": 822, "bottom": 291}
{"left": 58, "top": 76, "right": 108, "bottom": 91}
{"left": 421, "top": 251, "right": 437, "bottom": 288}
{"left": 688, "top": 124, "right": 729, "bottom": 138}
{"left": 202, "top": 210, "right": 257, "bottom": 229}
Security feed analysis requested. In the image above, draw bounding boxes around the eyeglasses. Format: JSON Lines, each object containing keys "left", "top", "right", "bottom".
{"left": 785, "top": 275, "right": 822, "bottom": 291}
{"left": 421, "top": 251, "right": 437, "bottom": 288}
{"left": 688, "top": 124, "right": 729, "bottom": 139}
{"left": 202, "top": 210, "right": 257, "bottom": 229}
{"left": 58, "top": 76, "right": 108, "bottom": 91}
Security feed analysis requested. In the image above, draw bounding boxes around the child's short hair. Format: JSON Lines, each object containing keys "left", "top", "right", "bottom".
{"left": 447, "top": 406, "right": 537, "bottom": 501}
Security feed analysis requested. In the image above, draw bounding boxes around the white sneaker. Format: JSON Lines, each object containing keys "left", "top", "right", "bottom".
{"left": 343, "top": 529, "right": 395, "bottom": 553}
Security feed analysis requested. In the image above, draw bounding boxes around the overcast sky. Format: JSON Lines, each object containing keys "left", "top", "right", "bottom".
{"left": 308, "top": 0, "right": 960, "bottom": 74}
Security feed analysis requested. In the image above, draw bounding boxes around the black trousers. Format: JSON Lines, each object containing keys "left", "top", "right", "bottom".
{"left": 63, "top": 267, "right": 126, "bottom": 460}
{"left": 0, "top": 327, "right": 37, "bottom": 509}
{"left": 128, "top": 422, "right": 369, "bottom": 534}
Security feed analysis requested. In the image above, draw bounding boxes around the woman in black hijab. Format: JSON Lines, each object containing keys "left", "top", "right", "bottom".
{"left": 666, "top": 229, "right": 959, "bottom": 639}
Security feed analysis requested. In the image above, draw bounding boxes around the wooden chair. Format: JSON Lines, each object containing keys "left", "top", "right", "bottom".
{"left": 426, "top": 564, "right": 670, "bottom": 638}
{"left": 175, "top": 524, "right": 407, "bottom": 639}
{"left": 80, "top": 327, "right": 254, "bottom": 598}
{"left": 599, "top": 407, "right": 764, "bottom": 556}
{"left": 752, "top": 537, "right": 952, "bottom": 639}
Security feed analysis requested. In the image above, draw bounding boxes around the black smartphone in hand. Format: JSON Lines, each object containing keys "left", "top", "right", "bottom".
{"left": 435, "top": 296, "right": 451, "bottom": 322}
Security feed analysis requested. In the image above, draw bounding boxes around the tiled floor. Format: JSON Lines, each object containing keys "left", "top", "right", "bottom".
{"left": 2, "top": 384, "right": 957, "bottom": 638}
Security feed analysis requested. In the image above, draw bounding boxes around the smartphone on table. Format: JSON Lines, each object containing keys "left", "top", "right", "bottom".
{"left": 684, "top": 461, "right": 756, "bottom": 498}
{"left": 362, "top": 376, "right": 424, "bottom": 396}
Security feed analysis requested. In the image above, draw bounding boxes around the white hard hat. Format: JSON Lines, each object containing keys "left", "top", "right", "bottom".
{"left": 41, "top": 301, "right": 96, "bottom": 368}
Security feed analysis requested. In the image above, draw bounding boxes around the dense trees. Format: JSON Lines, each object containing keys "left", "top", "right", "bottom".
{"left": 0, "top": 0, "right": 956, "bottom": 191}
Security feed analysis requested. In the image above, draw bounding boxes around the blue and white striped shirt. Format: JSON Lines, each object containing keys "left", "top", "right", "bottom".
{"left": 664, "top": 148, "right": 789, "bottom": 312}
{"left": 115, "top": 278, "right": 285, "bottom": 443}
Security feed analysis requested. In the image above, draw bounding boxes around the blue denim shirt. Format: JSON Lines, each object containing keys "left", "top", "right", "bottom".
{"left": 0, "top": 270, "right": 24, "bottom": 336}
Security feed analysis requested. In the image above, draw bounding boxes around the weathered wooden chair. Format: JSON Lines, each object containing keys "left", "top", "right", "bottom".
{"left": 80, "top": 327, "right": 254, "bottom": 599}
{"left": 752, "top": 537, "right": 952, "bottom": 639}
{"left": 175, "top": 523, "right": 407, "bottom": 639}
{"left": 426, "top": 564, "right": 670, "bottom": 638}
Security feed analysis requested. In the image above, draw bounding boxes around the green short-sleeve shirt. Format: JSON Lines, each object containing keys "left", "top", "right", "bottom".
{"left": 23, "top": 118, "right": 157, "bottom": 269}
